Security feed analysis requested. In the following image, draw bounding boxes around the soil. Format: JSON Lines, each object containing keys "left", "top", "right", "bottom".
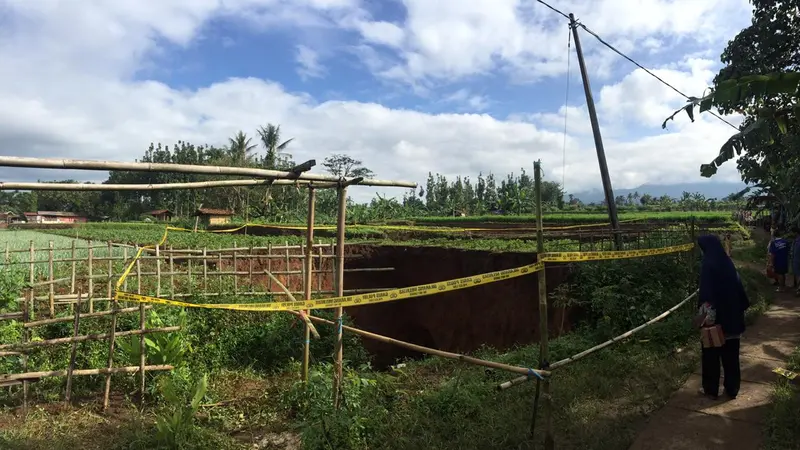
{"left": 340, "top": 245, "right": 574, "bottom": 368}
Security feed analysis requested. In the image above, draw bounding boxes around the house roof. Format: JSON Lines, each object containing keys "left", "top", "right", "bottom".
{"left": 147, "top": 209, "right": 173, "bottom": 216}
{"left": 196, "top": 208, "right": 234, "bottom": 216}
{"left": 36, "top": 211, "right": 84, "bottom": 217}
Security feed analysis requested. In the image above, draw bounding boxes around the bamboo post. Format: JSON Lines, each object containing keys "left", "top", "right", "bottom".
{"left": 317, "top": 245, "right": 323, "bottom": 293}
{"left": 106, "top": 241, "right": 113, "bottom": 308}
{"left": 217, "top": 247, "right": 222, "bottom": 292}
{"left": 70, "top": 240, "right": 76, "bottom": 294}
{"left": 284, "top": 242, "right": 290, "bottom": 289}
{"left": 188, "top": 247, "right": 193, "bottom": 294}
{"left": 28, "top": 239, "right": 34, "bottom": 288}
{"left": 202, "top": 247, "right": 208, "bottom": 293}
{"left": 303, "top": 187, "right": 316, "bottom": 382}
{"left": 170, "top": 246, "right": 175, "bottom": 298}
{"left": 333, "top": 186, "right": 347, "bottom": 408}
{"left": 531, "top": 161, "right": 554, "bottom": 448}
{"left": 65, "top": 290, "right": 82, "bottom": 405}
{"left": 156, "top": 244, "right": 161, "bottom": 298}
{"left": 248, "top": 245, "right": 254, "bottom": 290}
{"left": 22, "top": 289, "right": 30, "bottom": 415}
{"left": 233, "top": 242, "right": 238, "bottom": 295}
{"left": 123, "top": 247, "right": 129, "bottom": 292}
{"left": 267, "top": 244, "right": 272, "bottom": 292}
{"left": 48, "top": 241, "right": 54, "bottom": 317}
{"left": 88, "top": 241, "right": 94, "bottom": 313}
{"left": 136, "top": 245, "right": 145, "bottom": 408}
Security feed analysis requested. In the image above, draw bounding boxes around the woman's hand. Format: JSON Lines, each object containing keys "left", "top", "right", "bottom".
{"left": 692, "top": 313, "right": 707, "bottom": 328}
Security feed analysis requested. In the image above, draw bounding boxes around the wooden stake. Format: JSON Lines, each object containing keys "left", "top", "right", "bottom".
{"left": 188, "top": 246, "right": 193, "bottom": 294}
{"left": 70, "top": 240, "right": 76, "bottom": 294}
{"left": 170, "top": 246, "right": 175, "bottom": 298}
{"left": 88, "top": 241, "right": 94, "bottom": 313}
{"left": 202, "top": 247, "right": 208, "bottom": 293}
{"left": 136, "top": 245, "right": 145, "bottom": 408}
{"left": 267, "top": 244, "right": 272, "bottom": 292}
{"left": 156, "top": 244, "right": 161, "bottom": 298}
{"left": 284, "top": 242, "right": 290, "bottom": 289}
{"left": 317, "top": 244, "right": 323, "bottom": 293}
{"left": 22, "top": 290, "right": 30, "bottom": 415}
{"left": 106, "top": 241, "right": 113, "bottom": 308}
{"left": 65, "top": 290, "right": 82, "bottom": 405}
{"left": 531, "top": 160, "right": 553, "bottom": 448}
{"left": 217, "top": 247, "right": 222, "bottom": 293}
{"left": 48, "top": 241, "right": 54, "bottom": 317}
{"left": 303, "top": 187, "right": 316, "bottom": 382}
{"left": 123, "top": 247, "right": 129, "bottom": 292}
{"left": 28, "top": 239, "right": 34, "bottom": 286}
{"left": 233, "top": 242, "right": 238, "bottom": 295}
{"left": 333, "top": 186, "right": 347, "bottom": 408}
{"left": 248, "top": 245, "right": 254, "bottom": 291}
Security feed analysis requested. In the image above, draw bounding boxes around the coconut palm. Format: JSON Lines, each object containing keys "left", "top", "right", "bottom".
{"left": 257, "top": 124, "right": 294, "bottom": 169}
{"left": 227, "top": 131, "right": 258, "bottom": 166}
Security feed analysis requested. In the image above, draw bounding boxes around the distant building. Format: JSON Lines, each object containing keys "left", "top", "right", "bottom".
{"left": 147, "top": 209, "right": 173, "bottom": 222}
{"left": 23, "top": 211, "right": 88, "bottom": 224}
{"left": 195, "top": 208, "right": 234, "bottom": 226}
{"left": 0, "top": 211, "right": 22, "bottom": 228}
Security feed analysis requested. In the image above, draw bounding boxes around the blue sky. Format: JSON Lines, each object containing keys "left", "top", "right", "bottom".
{"left": 0, "top": 0, "right": 754, "bottom": 201}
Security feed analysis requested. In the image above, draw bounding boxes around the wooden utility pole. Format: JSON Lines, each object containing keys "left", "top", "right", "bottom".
{"left": 570, "top": 13, "right": 623, "bottom": 250}
{"left": 532, "top": 161, "right": 554, "bottom": 449}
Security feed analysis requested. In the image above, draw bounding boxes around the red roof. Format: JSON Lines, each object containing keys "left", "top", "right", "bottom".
{"left": 196, "top": 208, "right": 234, "bottom": 216}
{"left": 26, "top": 211, "right": 85, "bottom": 217}
{"left": 148, "top": 209, "right": 172, "bottom": 216}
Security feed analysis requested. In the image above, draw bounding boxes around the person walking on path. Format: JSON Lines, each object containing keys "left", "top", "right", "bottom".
{"left": 695, "top": 235, "right": 751, "bottom": 400}
{"left": 769, "top": 230, "right": 791, "bottom": 292}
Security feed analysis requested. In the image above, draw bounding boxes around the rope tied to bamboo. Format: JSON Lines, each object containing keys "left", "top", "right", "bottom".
{"left": 527, "top": 368, "right": 544, "bottom": 381}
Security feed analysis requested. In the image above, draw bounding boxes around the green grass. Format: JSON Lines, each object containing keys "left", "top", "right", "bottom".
{"left": 763, "top": 347, "right": 800, "bottom": 450}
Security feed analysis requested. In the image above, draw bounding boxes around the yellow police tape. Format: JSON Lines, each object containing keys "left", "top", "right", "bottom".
{"left": 114, "top": 242, "right": 695, "bottom": 312}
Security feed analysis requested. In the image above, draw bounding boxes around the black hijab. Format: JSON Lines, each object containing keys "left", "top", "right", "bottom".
{"left": 698, "top": 235, "right": 749, "bottom": 335}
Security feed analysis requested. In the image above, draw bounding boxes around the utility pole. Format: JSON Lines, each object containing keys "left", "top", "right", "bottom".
{"left": 569, "top": 13, "right": 623, "bottom": 250}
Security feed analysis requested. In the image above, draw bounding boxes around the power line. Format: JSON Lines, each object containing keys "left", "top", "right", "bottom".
{"left": 530, "top": 0, "right": 740, "bottom": 131}
{"left": 575, "top": 23, "right": 740, "bottom": 131}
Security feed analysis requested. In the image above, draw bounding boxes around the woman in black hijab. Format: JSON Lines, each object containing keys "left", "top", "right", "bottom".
{"left": 696, "top": 235, "right": 750, "bottom": 399}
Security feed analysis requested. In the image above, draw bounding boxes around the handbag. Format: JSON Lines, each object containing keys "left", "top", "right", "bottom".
{"left": 701, "top": 325, "right": 725, "bottom": 348}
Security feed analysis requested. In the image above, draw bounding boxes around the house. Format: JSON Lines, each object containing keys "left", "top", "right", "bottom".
{"left": 0, "top": 211, "right": 22, "bottom": 228}
{"left": 147, "top": 209, "right": 173, "bottom": 222}
{"left": 23, "top": 211, "right": 88, "bottom": 224}
{"left": 195, "top": 208, "right": 234, "bottom": 226}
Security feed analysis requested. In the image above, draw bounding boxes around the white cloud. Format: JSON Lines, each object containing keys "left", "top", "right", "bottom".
{"left": 295, "top": 45, "right": 327, "bottom": 79}
{"left": 441, "top": 89, "right": 490, "bottom": 112}
{"left": 0, "top": 0, "right": 749, "bottom": 203}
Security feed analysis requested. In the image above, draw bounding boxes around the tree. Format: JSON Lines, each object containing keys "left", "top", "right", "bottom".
{"left": 322, "top": 154, "right": 375, "bottom": 179}
{"left": 661, "top": 1, "right": 800, "bottom": 225}
{"left": 227, "top": 131, "right": 258, "bottom": 166}
{"left": 257, "top": 124, "right": 293, "bottom": 170}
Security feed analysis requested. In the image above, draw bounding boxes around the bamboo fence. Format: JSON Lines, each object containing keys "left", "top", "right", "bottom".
{"left": 0, "top": 237, "right": 395, "bottom": 411}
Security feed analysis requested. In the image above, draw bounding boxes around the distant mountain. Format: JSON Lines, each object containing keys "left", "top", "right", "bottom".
{"left": 571, "top": 182, "right": 749, "bottom": 204}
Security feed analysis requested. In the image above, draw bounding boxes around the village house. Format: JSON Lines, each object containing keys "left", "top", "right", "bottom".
{"left": 0, "top": 211, "right": 22, "bottom": 228}
{"left": 147, "top": 209, "right": 173, "bottom": 222}
{"left": 23, "top": 211, "right": 88, "bottom": 224}
{"left": 195, "top": 208, "right": 234, "bottom": 226}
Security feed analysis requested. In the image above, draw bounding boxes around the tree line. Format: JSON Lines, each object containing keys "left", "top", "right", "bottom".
{"left": 0, "top": 122, "right": 744, "bottom": 223}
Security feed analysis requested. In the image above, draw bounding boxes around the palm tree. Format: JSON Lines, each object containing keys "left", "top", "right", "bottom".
{"left": 257, "top": 124, "right": 294, "bottom": 169}
{"left": 227, "top": 131, "right": 257, "bottom": 166}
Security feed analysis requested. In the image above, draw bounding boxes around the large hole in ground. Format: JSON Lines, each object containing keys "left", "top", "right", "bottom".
{"left": 343, "top": 245, "right": 574, "bottom": 368}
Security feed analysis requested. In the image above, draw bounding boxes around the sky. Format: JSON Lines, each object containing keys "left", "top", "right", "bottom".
{"left": 0, "top": 0, "right": 755, "bottom": 202}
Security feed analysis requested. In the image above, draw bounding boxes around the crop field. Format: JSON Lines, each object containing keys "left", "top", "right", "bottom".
{"left": 405, "top": 210, "right": 734, "bottom": 225}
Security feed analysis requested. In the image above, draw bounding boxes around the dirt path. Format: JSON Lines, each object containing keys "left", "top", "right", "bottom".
{"left": 629, "top": 271, "right": 800, "bottom": 449}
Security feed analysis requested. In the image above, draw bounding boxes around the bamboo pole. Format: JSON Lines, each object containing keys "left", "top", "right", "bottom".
{"left": 267, "top": 244, "right": 272, "bottom": 292}
{"left": 25, "top": 306, "right": 151, "bottom": 328}
{"left": 531, "top": 161, "right": 553, "bottom": 448}
{"left": 65, "top": 290, "right": 82, "bottom": 405}
{"left": 188, "top": 246, "right": 193, "bottom": 294}
{"left": 217, "top": 247, "right": 222, "bottom": 293}
{"left": 156, "top": 244, "right": 161, "bottom": 298}
{"left": 107, "top": 241, "right": 113, "bottom": 306}
{"left": 202, "top": 247, "right": 208, "bottom": 293}
{"left": 123, "top": 247, "right": 128, "bottom": 292}
{"left": 70, "top": 240, "right": 76, "bottom": 294}
{"left": 301, "top": 313, "right": 550, "bottom": 378}
{"left": 136, "top": 245, "right": 145, "bottom": 408}
{"left": 22, "top": 290, "right": 30, "bottom": 415}
{"left": 264, "top": 272, "right": 319, "bottom": 339}
{"left": 0, "top": 156, "right": 417, "bottom": 188}
{"left": 103, "top": 278, "right": 119, "bottom": 410}
{"left": 333, "top": 186, "right": 347, "bottom": 408}
{"left": 248, "top": 245, "right": 254, "bottom": 291}
{"left": 233, "top": 242, "right": 238, "bottom": 295}
{"left": 498, "top": 291, "right": 699, "bottom": 390}
{"left": 284, "top": 242, "right": 290, "bottom": 289}
{"left": 48, "top": 241, "right": 54, "bottom": 317}
{"left": 28, "top": 239, "right": 34, "bottom": 289}
{"left": 303, "top": 187, "right": 316, "bottom": 382}
{"left": 0, "top": 179, "right": 341, "bottom": 190}
{"left": 1, "top": 365, "right": 174, "bottom": 383}
{"left": 170, "top": 246, "right": 175, "bottom": 298}
{"left": 88, "top": 242, "right": 94, "bottom": 313}
{"left": 317, "top": 244, "right": 323, "bottom": 293}
{"left": 0, "top": 326, "right": 181, "bottom": 351}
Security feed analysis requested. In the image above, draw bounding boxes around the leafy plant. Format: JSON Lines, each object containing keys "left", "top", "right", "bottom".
{"left": 155, "top": 373, "right": 208, "bottom": 449}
